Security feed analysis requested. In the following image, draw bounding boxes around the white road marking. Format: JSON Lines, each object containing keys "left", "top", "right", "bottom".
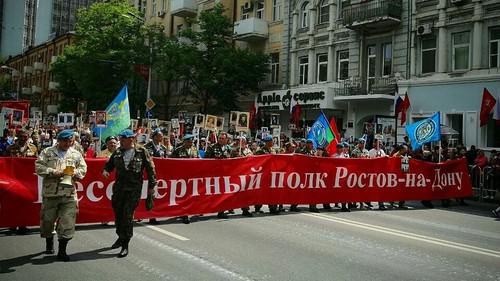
{"left": 303, "top": 213, "right": 500, "bottom": 258}
{"left": 138, "top": 223, "right": 190, "bottom": 241}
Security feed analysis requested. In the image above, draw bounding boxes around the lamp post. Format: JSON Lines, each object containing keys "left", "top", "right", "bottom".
{"left": 1, "top": 65, "right": 20, "bottom": 100}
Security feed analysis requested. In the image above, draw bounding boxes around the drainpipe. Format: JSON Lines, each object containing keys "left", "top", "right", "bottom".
{"left": 286, "top": 0, "right": 293, "bottom": 87}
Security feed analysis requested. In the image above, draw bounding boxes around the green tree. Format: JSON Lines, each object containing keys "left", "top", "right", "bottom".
{"left": 51, "top": 0, "right": 155, "bottom": 113}
{"left": 179, "top": 4, "right": 269, "bottom": 114}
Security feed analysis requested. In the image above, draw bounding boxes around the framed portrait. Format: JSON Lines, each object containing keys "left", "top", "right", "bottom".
{"left": 216, "top": 116, "right": 224, "bottom": 131}
{"left": 194, "top": 114, "right": 205, "bottom": 128}
{"left": 95, "top": 111, "right": 107, "bottom": 128}
{"left": 130, "top": 119, "right": 138, "bottom": 130}
{"left": 230, "top": 111, "right": 239, "bottom": 125}
{"left": 261, "top": 127, "right": 269, "bottom": 134}
{"left": 148, "top": 118, "right": 158, "bottom": 129}
{"left": 236, "top": 112, "right": 249, "bottom": 131}
{"left": 33, "top": 111, "right": 42, "bottom": 120}
{"left": 137, "top": 133, "right": 148, "bottom": 144}
{"left": 270, "top": 113, "right": 280, "bottom": 127}
{"left": 205, "top": 114, "right": 217, "bottom": 131}
{"left": 178, "top": 111, "right": 187, "bottom": 123}
{"left": 272, "top": 126, "right": 281, "bottom": 137}
{"left": 57, "top": 113, "right": 75, "bottom": 127}
{"left": 77, "top": 101, "right": 87, "bottom": 114}
{"left": 12, "top": 109, "right": 24, "bottom": 126}
{"left": 288, "top": 124, "right": 296, "bottom": 130}
{"left": 171, "top": 118, "right": 180, "bottom": 129}
{"left": 273, "top": 136, "right": 280, "bottom": 148}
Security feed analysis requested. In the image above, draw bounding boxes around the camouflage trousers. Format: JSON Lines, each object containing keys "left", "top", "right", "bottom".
{"left": 40, "top": 195, "right": 78, "bottom": 239}
{"left": 112, "top": 189, "right": 141, "bottom": 241}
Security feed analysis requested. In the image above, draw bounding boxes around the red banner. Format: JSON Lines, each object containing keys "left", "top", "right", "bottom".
{"left": 0, "top": 156, "right": 472, "bottom": 227}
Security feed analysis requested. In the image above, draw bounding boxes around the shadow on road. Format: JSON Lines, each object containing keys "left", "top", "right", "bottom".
{"left": 0, "top": 247, "right": 116, "bottom": 273}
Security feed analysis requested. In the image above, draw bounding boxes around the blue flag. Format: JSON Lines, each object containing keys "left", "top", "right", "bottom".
{"left": 405, "top": 112, "right": 441, "bottom": 149}
{"left": 307, "top": 112, "right": 334, "bottom": 149}
{"left": 95, "top": 84, "right": 131, "bottom": 141}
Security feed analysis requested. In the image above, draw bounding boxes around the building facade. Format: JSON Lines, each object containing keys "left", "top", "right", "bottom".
{"left": 0, "top": 0, "right": 37, "bottom": 58}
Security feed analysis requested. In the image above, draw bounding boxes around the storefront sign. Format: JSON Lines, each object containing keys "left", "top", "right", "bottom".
{"left": 257, "top": 87, "right": 334, "bottom": 111}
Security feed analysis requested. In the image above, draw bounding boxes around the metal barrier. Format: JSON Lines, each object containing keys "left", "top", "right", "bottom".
{"left": 468, "top": 165, "right": 499, "bottom": 201}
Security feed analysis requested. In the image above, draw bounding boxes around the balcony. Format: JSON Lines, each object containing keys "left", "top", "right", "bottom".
{"left": 23, "top": 66, "right": 33, "bottom": 75}
{"left": 48, "top": 81, "right": 60, "bottom": 90}
{"left": 234, "top": 17, "right": 269, "bottom": 41}
{"left": 51, "top": 56, "right": 58, "bottom": 64}
{"left": 34, "top": 62, "right": 45, "bottom": 72}
{"left": 334, "top": 76, "right": 397, "bottom": 100}
{"left": 32, "top": 85, "right": 42, "bottom": 94}
{"left": 22, "top": 87, "right": 32, "bottom": 95}
{"left": 341, "top": 0, "right": 402, "bottom": 32}
{"left": 171, "top": 0, "right": 197, "bottom": 18}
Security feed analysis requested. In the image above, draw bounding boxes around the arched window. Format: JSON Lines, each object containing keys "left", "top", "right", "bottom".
{"left": 300, "top": 1, "right": 310, "bottom": 28}
{"left": 318, "top": 0, "right": 329, "bottom": 24}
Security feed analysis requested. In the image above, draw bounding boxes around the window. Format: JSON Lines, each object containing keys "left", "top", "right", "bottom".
{"left": 317, "top": 54, "right": 328, "bottom": 83}
{"left": 337, "top": 50, "right": 349, "bottom": 81}
{"left": 299, "top": 56, "right": 309, "bottom": 85}
{"left": 489, "top": 28, "right": 500, "bottom": 68}
{"left": 270, "top": 53, "right": 280, "bottom": 84}
{"left": 447, "top": 114, "right": 463, "bottom": 147}
{"left": 256, "top": 1, "right": 264, "bottom": 19}
{"left": 382, "top": 43, "right": 392, "bottom": 76}
{"left": 152, "top": 0, "right": 157, "bottom": 16}
{"left": 241, "top": 11, "right": 249, "bottom": 20}
{"left": 452, "top": 31, "right": 470, "bottom": 71}
{"left": 272, "top": 0, "right": 281, "bottom": 21}
{"left": 421, "top": 37, "right": 436, "bottom": 74}
{"left": 367, "top": 45, "right": 376, "bottom": 90}
{"left": 161, "top": 0, "right": 166, "bottom": 11}
{"left": 319, "top": 0, "right": 329, "bottom": 24}
{"left": 301, "top": 2, "right": 310, "bottom": 28}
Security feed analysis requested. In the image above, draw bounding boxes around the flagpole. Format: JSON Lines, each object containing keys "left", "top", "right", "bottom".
{"left": 438, "top": 140, "right": 442, "bottom": 163}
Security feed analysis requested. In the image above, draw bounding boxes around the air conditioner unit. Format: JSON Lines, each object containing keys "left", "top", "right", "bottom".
{"left": 23, "top": 66, "right": 33, "bottom": 75}
{"left": 417, "top": 24, "right": 433, "bottom": 36}
{"left": 34, "top": 62, "right": 45, "bottom": 72}
{"left": 51, "top": 56, "right": 58, "bottom": 64}
{"left": 157, "top": 11, "right": 165, "bottom": 17}
{"left": 49, "top": 81, "right": 60, "bottom": 90}
{"left": 450, "top": 0, "right": 464, "bottom": 4}
{"left": 31, "top": 85, "right": 42, "bottom": 94}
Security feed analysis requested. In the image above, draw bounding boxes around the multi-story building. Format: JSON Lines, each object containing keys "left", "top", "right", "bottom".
{"left": 399, "top": 0, "right": 500, "bottom": 149}
{"left": 0, "top": 0, "right": 37, "bottom": 58}
{"left": 3, "top": 33, "right": 75, "bottom": 115}
{"left": 35, "top": 0, "right": 101, "bottom": 45}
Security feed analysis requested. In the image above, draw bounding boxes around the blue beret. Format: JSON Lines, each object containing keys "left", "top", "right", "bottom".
{"left": 263, "top": 135, "right": 273, "bottom": 142}
{"left": 152, "top": 128, "right": 163, "bottom": 136}
{"left": 306, "top": 138, "right": 314, "bottom": 143}
{"left": 336, "top": 143, "right": 344, "bottom": 148}
{"left": 183, "top": 134, "right": 194, "bottom": 141}
{"left": 57, "top": 129, "right": 74, "bottom": 140}
{"left": 118, "top": 129, "right": 136, "bottom": 138}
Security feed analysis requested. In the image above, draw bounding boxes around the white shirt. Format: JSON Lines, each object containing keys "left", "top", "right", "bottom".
{"left": 368, "top": 148, "right": 386, "bottom": 158}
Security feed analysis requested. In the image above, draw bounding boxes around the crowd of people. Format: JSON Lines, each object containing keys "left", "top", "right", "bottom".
{"left": 1, "top": 122, "right": 499, "bottom": 259}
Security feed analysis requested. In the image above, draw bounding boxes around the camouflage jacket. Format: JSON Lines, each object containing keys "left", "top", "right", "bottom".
{"left": 170, "top": 145, "right": 195, "bottom": 159}
{"left": 144, "top": 141, "right": 168, "bottom": 158}
{"left": 7, "top": 142, "right": 38, "bottom": 157}
{"left": 254, "top": 146, "right": 276, "bottom": 155}
{"left": 35, "top": 146, "right": 87, "bottom": 198}
{"left": 205, "top": 143, "right": 229, "bottom": 159}
{"left": 351, "top": 147, "right": 369, "bottom": 158}
{"left": 104, "top": 145, "right": 157, "bottom": 191}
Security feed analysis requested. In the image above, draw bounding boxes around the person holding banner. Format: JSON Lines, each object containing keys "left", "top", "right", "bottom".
{"left": 368, "top": 138, "right": 388, "bottom": 211}
{"left": 35, "top": 129, "right": 87, "bottom": 261}
{"left": 254, "top": 135, "right": 280, "bottom": 214}
{"left": 102, "top": 129, "right": 157, "bottom": 258}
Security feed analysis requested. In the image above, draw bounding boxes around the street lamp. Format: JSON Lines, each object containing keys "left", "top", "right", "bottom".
{"left": 1, "top": 65, "right": 21, "bottom": 100}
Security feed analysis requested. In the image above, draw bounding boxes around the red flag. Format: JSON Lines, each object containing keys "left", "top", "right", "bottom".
{"left": 480, "top": 88, "right": 496, "bottom": 127}
{"left": 291, "top": 103, "right": 302, "bottom": 128}
{"left": 249, "top": 102, "right": 257, "bottom": 129}
{"left": 400, "top": 93, "right": 410, "bottom": 125}
{"left": 326, "top": 116, "right": 341, "bottom": 156}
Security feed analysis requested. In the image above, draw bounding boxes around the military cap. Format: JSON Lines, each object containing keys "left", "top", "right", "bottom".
{"left": 306, "top": 138, "right": 314, "bottom": 144}
{"left": 336, "top": 143, "right": 344, "bottom": 148}
{"left": 358, "top": 137, "right": 366, "bottom": 143}
{"left": 105, "top": 135, "right": 117, "bottom": 143}
{"left": 263, "top": 135, "right": 273, "bottom": 142}
{"left": 151, "top": 128, "right": 163, "bottom": 137}
{"left": 342, "top": 142, "right": 349, "bottom": 147}
{"left": 57, "top": 129, "right": 74, "bottom": 140}
{"left": 300, "top": 138, "right": 306, "bottom": 143}
{"left": 183, "top": 134, "right": 194, "bottom": 141}
{"left": 118, "top": 129, "right": 136, "bottom": 138}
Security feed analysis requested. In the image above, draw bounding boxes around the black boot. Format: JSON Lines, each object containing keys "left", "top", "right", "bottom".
{"left": 57, "top": 238, "right": 70, "bottom": 262}
{"left": 118, "top": 239, "right": 129, "bottom": 258}
{"left": 111, "top": 238, "right": 121, "bottom": 249}
{"left": 45, "top": 237, "right": 54, "bottom": 254}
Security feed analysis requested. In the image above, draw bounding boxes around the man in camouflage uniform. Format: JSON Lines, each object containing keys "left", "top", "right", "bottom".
{"left": 144, "top": 128, "right": 168, "bottom": 224}
{"left": 7, "top": 129, "right": 38, "bottom": 235}
{"left": 350, "top": 138, "right": 373, "bottom": 210}
{"left": 254, "top": 136, "right": 279, "bottom": 214}
{"left": 35, "top": 129, "right": 87, "bottom": 261}
{"left": 170, "top": 134, "right": 195, "bottom": 224}
{"left": 102, "top": 129, "right": 157, "bottom": 258}
{"left": 229, "top": 136, "right": 254, "bottom": 217}
{"left": 7, "top": 129, "right": 38, "bottom": 157}
{"left": 204, "top": 132, "right": 232, "bottom": 218}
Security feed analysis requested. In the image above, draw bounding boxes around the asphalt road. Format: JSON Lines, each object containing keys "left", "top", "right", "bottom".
{"left": 1, "top": 201, "right": 499, "bottom": 281}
